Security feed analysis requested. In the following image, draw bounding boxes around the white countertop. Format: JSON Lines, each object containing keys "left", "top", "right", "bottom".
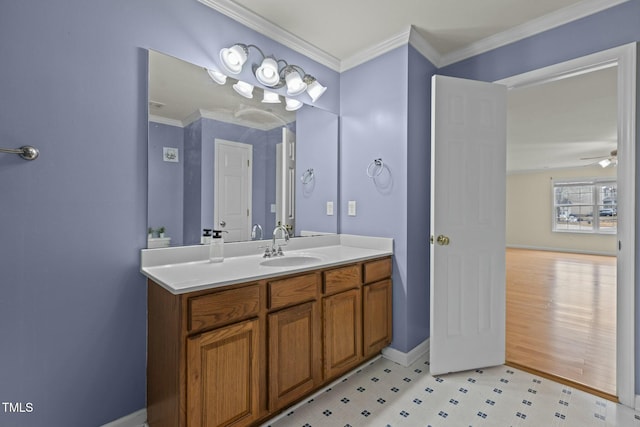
{"left": 140, "top": 234, "right": 393, "bottom": 294}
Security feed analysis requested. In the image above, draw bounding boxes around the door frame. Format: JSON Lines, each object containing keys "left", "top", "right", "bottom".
{"left": 496, "top": 43, "right": 636, "bottom": 408}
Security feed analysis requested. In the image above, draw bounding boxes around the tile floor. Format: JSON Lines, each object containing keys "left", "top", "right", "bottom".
{"left": 265, "top": 353, "right": 640, "bottom": 427}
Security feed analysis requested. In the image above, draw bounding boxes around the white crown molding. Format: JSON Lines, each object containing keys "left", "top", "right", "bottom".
{"left": 340, "top": 28, "right": 411, "bottom": 72}
{"left": 197, "top": 0, "right": 341, "bottom": 71}
{"left": 408, "top": 26, "right": 443, "bottom": 68}
{"left": 439, "top": 0, "right": 630, "bottom": 67}
{"left": 197, "top": 0, "right": 627, "bottom": 72}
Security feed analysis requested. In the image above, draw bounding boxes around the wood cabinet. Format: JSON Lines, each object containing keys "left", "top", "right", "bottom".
{"left": 187, "top": 319, "right": 260, "bottom": 427}
{"left": 147, "top": 256, "right": 392, "bottom": 427}
{"left": 323, "top": 288, "right": 362, "bottom": 379}
{"left": 268, "top": 301, "right": 321, "bottom": 410}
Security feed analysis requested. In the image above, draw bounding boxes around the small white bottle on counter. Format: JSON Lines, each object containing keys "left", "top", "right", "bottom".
{"left": 209, "top": 230, "right": 224, "bottom": 263}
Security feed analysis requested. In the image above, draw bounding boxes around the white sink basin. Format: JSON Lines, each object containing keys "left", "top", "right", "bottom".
{"left": 260, "top": 255, "right": 322, "bottom": 267}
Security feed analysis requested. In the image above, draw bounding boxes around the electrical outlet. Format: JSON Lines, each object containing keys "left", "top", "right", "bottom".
{"left": 348, "top": 200, "right": 356, "bottom": 216}
{"left": 326, "top": 201, "right": 334, "bottom": 216}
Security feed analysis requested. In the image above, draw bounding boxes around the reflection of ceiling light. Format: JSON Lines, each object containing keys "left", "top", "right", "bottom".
{"left": 207, "top": 68, "right": 227, "bottom": 85}
{"left": 285, "top": 98, "right": 303, "bottom": 111}
{"left": 599, "top": 158, "right": 612, "bottom": 168}
{"left": 233, "top": 81, "right": 254, "bottom": 99}
{"left": 262, "top": 90, "right": 281, "bottom": 104}
{"left": 218, "top": 42, "right": 326, "bottom": 103}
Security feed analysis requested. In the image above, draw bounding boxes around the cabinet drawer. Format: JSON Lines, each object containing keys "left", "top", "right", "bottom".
{"left": 188, "top": 285, "right": 260, "bottom": 333}
{"left": 323, "top": 264, "right": 361, "bottom": 295}
{"left": 268, "top": 273, "right": 318, "bottom": 310}
{"left": 364, "top": 258, "right": 392, "bottom": 284}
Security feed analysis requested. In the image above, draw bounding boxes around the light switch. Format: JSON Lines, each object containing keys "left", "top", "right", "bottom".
{"left": 326, "top": 201, "right": 334, "bottom": 216}
{"left": 348, "top": 200, "right": 356, "bottom": 216}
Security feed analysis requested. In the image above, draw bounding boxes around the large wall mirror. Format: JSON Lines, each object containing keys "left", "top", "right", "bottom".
{"left": 147, "top": 50, "right": 339, "bottom": 247}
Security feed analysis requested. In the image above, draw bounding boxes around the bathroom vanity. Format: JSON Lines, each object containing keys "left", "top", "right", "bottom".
{"left": 141, "top": 234, "right": 393, "bottom": 427}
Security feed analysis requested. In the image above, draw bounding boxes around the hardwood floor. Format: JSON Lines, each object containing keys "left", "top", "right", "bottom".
{"left": 505, "top": 248, "right": 616, "bottom": 400}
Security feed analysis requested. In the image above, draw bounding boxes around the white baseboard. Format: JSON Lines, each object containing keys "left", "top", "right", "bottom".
{"left": 382, "top": 338, "right": 430, "bottom": 367}
{"left": 100, "top": 409, "right": 147, "bottom": 427}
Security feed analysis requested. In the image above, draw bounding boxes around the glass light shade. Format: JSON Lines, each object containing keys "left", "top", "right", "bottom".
{"left": 219, "top": 44, "right": 248, "bottom": 74}
{"left": 285, "top": 69, "right": 307, "bottom": 96}
{"left": 262, "top": 90, "right": 281, "bottom": 104}
{"left": 255, "top": 57, "right": 280, "bottom": 87}
{"left": 233, "top": 81, "right": 254, "bottom": 99}
{"left": 207, "top": 69, "right": 227, "bottom": 85}
{"left": 305, "top": 79, "right": 327, "bottom": 102}
{"left": 285, "top": 97, "right": 303, "bottom": 111}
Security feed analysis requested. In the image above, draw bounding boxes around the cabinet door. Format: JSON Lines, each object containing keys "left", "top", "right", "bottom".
{"left": 187, "top": 318, "right": 260, "bottom": 427}
{"left": 323, "top": 289, "right": 362, "bottom": 379}
{"left": 268, "top": 302, "right": 321, "bottom": 410}
{"left": 363, "top": 279, "right": 393, "bottom": 358}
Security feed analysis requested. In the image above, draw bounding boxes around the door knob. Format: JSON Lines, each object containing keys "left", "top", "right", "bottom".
{"left": 219, "top": 220, "right": 226, "bottom": 227}
{"left": 436, "top": 235, "right": 450, "bottom": 246}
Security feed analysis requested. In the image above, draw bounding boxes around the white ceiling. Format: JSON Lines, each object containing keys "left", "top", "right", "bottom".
{"left": 181, "top": 0, "right": 622, "bottom": 171}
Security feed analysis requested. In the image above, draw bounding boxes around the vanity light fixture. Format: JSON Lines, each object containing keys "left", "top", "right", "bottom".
{"left": 262, "top": 90, "right": 281, "bottom": 104}
{"left": 219, "top": 42, "right": 327, "bottom": 103}
{"left": 233, "top": 80, "right": 254, "bottom": 99}
{"left": 285, "top": 97, "right": 303, "bottom": 111}
{"left": 207, "top": 68, "right": 227, "bottom": 85}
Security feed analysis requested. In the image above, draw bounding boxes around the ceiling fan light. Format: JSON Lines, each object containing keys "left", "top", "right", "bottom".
{"left": 598, "top": 158, "right": 612, "bottom": 168}
{"left": 233, "top": 80, "right": 254, "bottom": 99}
{"left": 262, "top": 90, "right": 281, "bottom": 104}
{"left": 285, "top": 97, "right": 303, "bottom": 111}
{"left": 305, "top": 78, "right": 327, "bottom": 102}
{"left": 285, "top": 69, "right": 307, "bottom": 96}
{"left": 219, "top": 44, "right": 248, "bottom": 74}
{"left": 207, "top": 68, "right": 227, "bottom": 85}
{"left": 255, "top": 57, "right": 280, "bottom": 87}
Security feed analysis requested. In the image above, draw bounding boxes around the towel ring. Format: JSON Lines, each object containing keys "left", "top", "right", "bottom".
{"left": 366, "top": 158, "right": 384, "bottom": 178}
{"left": 301, "top": 168, "right": 314, "bottom": 184}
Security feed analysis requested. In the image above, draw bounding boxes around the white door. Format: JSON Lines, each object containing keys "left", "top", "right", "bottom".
{"left": 429, "top": 75, "right": 507, "bottom": 375}
{"left": 214, "top": 139, "right": 252, "bottom": 242}
{"left": 276, "top": 127, "right": 296, "bottom": 234}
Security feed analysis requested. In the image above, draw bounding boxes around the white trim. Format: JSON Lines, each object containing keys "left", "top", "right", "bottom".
{"left": 341, "top": 28, "right": 411, "bottom": 72}
{"left": 100, "top": 409, "right": 147, "bottom": 427}
{"left": 636, "top": 394, "right": 640, "bottom": 411}
{"left": 197, "top": 0, "right": 340, "bottom": 71}
{"left": 408, "top": 26, "right": 442, "bottom": 68}
{"left": 439, "top": 0, "right": 629, "bottom": 67}
{"left": 497, "top": 42, "right": 636, "bottom": 408}
{"left": 382, "top": 339, "right": 430, "bottom": 367}
{"left": 197, "top": 0, "right": 626, "bottom": 71}
{"left": 506, "top": 244, "right": 616, "bottom": 257}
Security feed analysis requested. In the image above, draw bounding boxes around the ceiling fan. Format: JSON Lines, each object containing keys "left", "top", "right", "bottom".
{"left": 580, "top": 148, "right": 618, "bottom": 168}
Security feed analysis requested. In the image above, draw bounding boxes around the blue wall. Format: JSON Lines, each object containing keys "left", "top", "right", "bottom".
{"left": 340, "top": 46, "right": 413, "bottom": 351}
{"left": 438, "top": 0, "right": 640, "bottom": 394}
{"left": 1, "top": 1, "right": 639, "bottom": 426}
{"left": 0, "top": 1, "right": 338, "bottom": 426}
{"left": 149, "top": 122, "right": 184, "bottom": 245}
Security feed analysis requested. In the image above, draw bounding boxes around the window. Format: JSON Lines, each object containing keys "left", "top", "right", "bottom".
{"left": 553, "top": 179, "right": 617, "bottom": 233}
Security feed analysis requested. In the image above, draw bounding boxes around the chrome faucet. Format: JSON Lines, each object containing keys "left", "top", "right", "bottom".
{"left": 251, "top": 223, "right": 263, "bottom": 240}
{"left": 271, "top": 222, "right": 290, "bottom": 256}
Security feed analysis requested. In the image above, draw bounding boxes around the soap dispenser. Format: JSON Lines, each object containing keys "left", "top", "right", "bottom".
{"left": 201, "top": 229, "right": 213, "bottom": 245}
{"left": 209, "top": 229, "right": 224, "bottom": 263}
